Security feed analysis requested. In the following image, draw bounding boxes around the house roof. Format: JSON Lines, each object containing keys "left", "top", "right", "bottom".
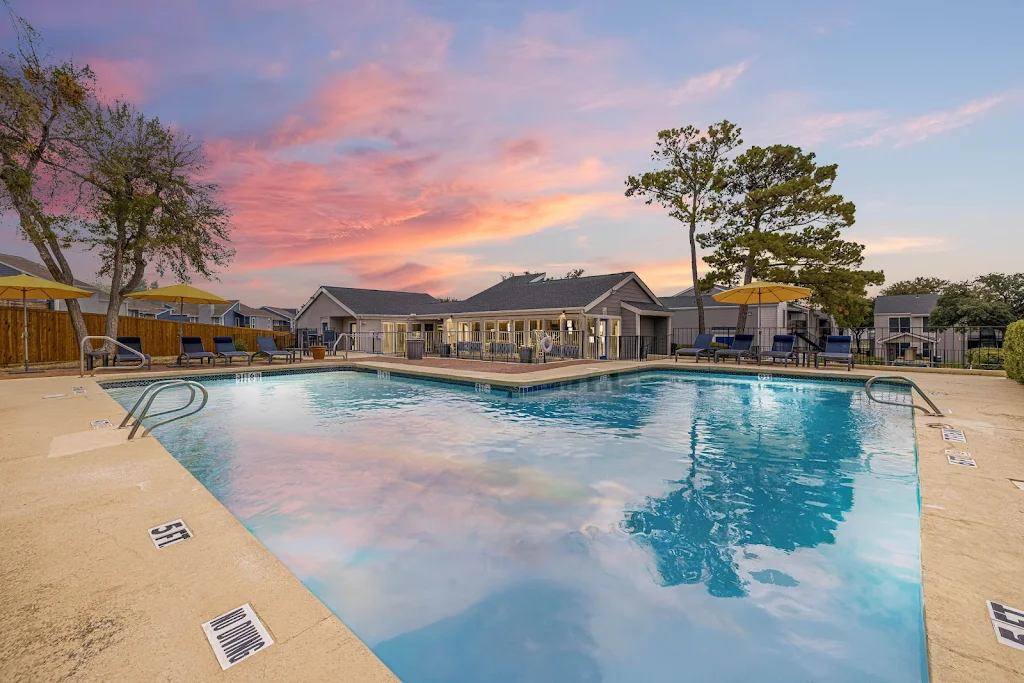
{"left": 0, "top": 253, "right": 100, "bottom": 293}
{"left": 236, "top": 302, "right": 270, "bottom": 318}
{"left": 261, "top": 306, "right": 296, "bottom": 320}
{"left": 320, "top": 286, "right": 440, "bottom": 316}
{"left": 418, "top": 272, "right": 645, "bottom": 315}
{"left": 874, "top": 294, "right": 939, "bottom": 315}
{"left": 621, "top": 300, "right": 671, "bottom": 313}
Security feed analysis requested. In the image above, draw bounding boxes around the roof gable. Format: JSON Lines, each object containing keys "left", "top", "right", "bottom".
{"left": 319, "top": 286, "right": 439, "bottom": 316}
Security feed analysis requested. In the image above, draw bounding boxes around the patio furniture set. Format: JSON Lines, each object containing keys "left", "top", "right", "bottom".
{"left": 674, "top": 334, "right": 856, "bottom": 371}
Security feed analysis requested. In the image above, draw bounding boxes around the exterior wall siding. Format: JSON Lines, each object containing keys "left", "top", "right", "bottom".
{"left": 670, "top": 304, "right": 777, "bottom": 331}
{"left": 295, "top": 291, "right": 347, "bottom": 329}
{"left": 586, "top": 278, "right": 655, "bottom": 318}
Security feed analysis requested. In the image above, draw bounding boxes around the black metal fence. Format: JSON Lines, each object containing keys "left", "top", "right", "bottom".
{"left": 671, "top": 325, "right": 1007, "bottom": 370}
{"left": 326, "top": 330, "right": 670, "bottom": 363}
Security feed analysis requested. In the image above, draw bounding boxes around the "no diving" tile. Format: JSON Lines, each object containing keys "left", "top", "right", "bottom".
{"left": 202, "top": 603, "right": 274, "bottom": 670}
{"left": 941, "top": 428, "right": 967, "bottom": 443}
{"left": 987, "top": 601, "right": 1024, "bottom": 652}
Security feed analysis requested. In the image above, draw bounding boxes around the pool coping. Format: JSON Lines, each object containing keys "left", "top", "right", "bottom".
{"left": 2, "top": 360, "right": 1023, "bottom": 682}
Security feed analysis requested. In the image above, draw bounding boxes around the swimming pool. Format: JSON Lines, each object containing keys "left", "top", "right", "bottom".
{"left": 108, "top": 370, "right": 927, "bottom": 682}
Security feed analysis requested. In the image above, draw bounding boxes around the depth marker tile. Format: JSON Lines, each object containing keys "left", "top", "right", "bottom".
{"left": 202, "top": 603, "right": 274, "bottom": 670}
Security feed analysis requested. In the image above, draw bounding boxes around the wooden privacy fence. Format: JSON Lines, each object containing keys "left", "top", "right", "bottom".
{"left": 0, "top": 308, "right": 292, "bottom": 365}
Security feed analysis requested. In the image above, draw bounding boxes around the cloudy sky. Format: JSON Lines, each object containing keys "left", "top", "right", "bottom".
{"left": 1, "top": 0, "right": 1020, "bottom": 306}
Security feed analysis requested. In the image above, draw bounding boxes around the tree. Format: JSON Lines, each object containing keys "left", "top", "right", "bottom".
{"left": 0, "top": 4, "right": 94, "bottom": 346}
{"left": 70, "top": 101, "right": 233, "bottom": 345}
{"left": 929, "top": 281, "right": 1015, "bottom": 331}
{"left": 564, "top": 268, "right": 585, "bottom": 279}
{"left": 699, "top": 144, "right": 882, "bottom": 329}
{"left": 879, "top": 277, "right": 949, "bottom": 296}
{"left": 832, "top": 295, "right": 873, "bottom": 353}
{"left": 626, "top": 121, "right": 742, "bottom": 333}
{"left": 974, "top": 272, "right": 1024, "bottom": 320}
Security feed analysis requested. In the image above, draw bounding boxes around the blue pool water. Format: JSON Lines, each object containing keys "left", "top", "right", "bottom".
{"left": 108, "top": 371, "right": 927, "bottom": 682}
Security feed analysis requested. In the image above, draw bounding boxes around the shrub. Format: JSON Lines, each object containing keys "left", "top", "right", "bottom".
{"left": 233, "top": 339, "right": 248, "bottom": 352}
{"left": 965, "top": 347, "right": 1004, "bottom": 369}
{"left": 1005, "top": 320, "right": 1024, "bottom": 383}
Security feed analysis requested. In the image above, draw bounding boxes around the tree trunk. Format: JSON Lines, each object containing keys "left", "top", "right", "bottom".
{"left": 735, "top": 217, "right": 761, "bottom": 333}
{"left": 17, "top": 211, "right": 90, "bottom": 351}
{"left": 689, "top": 212, "right": 705, "bottom": 334}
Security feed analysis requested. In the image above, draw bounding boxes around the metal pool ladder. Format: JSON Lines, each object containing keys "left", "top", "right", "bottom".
{"left": 864, "top": 375, "right": 945, "bottom": 416}
{"left": 119, "top": 379, "right": 209, "bottom": 439}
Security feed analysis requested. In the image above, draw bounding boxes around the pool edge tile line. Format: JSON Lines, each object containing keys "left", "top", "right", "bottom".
{"left": 98, "top": 361, "right": 910, "bottom": 397}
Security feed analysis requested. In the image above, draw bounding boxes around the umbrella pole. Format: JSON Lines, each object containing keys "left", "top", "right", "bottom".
{"left": 23, "top": 290, "right": 29, "bottom": 372}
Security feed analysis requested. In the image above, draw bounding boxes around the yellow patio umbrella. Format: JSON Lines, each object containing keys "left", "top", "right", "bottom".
{"left": 0, "top": 274, "right": 93, "bottom": 374}
{"left": 126, "top": 283, "right": 231, "bottom": 339}
{"left": 712, "top": 282, "right": 812, "bottom": 343}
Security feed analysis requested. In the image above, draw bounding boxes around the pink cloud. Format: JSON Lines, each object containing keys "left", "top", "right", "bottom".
{"left": 578, "top": 60, "right": 752, "bottom": 111}
{"left": 501, "top": 138, "right": 548, "bottom": 166}
{"left": 87, "top": 57, "right": 151, "bottom": 104}
{"left": 849, "top": 95, "right": 1006, "bottom": 147}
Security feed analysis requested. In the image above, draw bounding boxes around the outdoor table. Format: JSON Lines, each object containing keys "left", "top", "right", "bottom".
{"left": 286, "top": 347, "right": 302, "bottom": 362}
{"left": 85, "top": 350, "right": 110, "bottom": 371}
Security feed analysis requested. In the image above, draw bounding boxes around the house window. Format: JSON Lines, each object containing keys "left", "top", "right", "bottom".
{"left": 922, "top": 316, "right": 930, "bottom": 333}
{"left": 250, "top": 317, "right": 257, "bottom": 328}
{"left": 888, "top": 316, "right": 910, "bottom": 333}
{"left": 212, "top": 316, "right": 222, "bottom": 325}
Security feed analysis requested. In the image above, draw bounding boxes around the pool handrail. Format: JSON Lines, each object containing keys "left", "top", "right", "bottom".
{"left": 864, "top": 375, "right": 945, "bottom": 416}
{"left": 332, "top": 332, "right": 352, "bottom": 360}
{"left": 80, "top": 335, "right": 147, "bottom": 377}
{"left": 120, "top": 379, "right": 208, "bottom": 439}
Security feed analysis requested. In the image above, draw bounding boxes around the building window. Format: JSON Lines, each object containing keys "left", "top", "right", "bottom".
{"left": 888, "top": 316, "right": 910, "bottom": 333}
{"left": 250, "top": 317, "right": 257, "bottom": 328}
{"left": 212, "top": 316, "right": 222, "bottom": 325}
{"left": 922, "top": 316, "right": 930, "bottom": 333}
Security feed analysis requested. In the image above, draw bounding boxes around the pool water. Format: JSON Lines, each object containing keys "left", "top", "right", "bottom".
{"left": 108, "top": 371, "right": 927, "bottom": 683}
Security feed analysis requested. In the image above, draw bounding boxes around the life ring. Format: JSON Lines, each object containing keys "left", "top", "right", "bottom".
{"left": 540, "top": 334, "right": 554, "bottom": 353}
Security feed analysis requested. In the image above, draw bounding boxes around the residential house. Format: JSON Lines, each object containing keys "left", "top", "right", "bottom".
{"left": 295, "top": 271, "right": 669, "bottom": 359}
{"left": 869, "top": 294, "right": 1002, "bottom": 364}
{"left": 0, "top": 252, "right": 109, "bottom": 313}
{"left": 261, "top": 306, "right": 296, "bottom": 331}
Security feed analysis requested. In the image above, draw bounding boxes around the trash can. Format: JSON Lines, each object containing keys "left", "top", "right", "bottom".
{"left": 440, "top": 343, "right": 452, "bottom": 358}
{"left": 407, "top": 338, "right": 425, "bottom": 360}
{"left": 519, "top": 346, "right": 534, "bottom": 364}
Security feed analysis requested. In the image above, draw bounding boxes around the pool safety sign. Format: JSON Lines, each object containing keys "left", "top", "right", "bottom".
{"left": 987, "top": 601, "right": 1024, "bottom": 652}
{"left": 202, "top": 603, "right": 274, "bottom": 670}
{"left": 941, "top": 428, "right": 966, "bottom": 443}
{"left": 945, "top": 450, "right": 976, "bottom": 467}
{"left": 148, "top": 519, "right": 193, "bottom": 549}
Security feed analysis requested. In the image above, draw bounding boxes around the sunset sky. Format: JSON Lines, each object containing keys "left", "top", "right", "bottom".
{"left": 1, "top": 0, "right": 1021, "bottom": 306}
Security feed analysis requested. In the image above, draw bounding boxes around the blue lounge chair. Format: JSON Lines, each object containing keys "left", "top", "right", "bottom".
{"left": 714, "top": 334, "right": 755, "bottom": 364}
{"left": 253, "top": 336, "right": 293, "bottom": 364}
{"left": 759, "top": 335, "right": 797, "bottom": 366}
{"left": 179, "top": 336, "right": 216, "bottom": 367}
{"left": 675, "top": 333, "right": 714, "bottom": 363}
{"left": 815, "top": 335, "right": 854, "bottom": 371}
{"left": 213, "top": 336, "right": 251, "bottom": 366}
{"left": 114, "top": 336, "right": 152, "bottom": 370}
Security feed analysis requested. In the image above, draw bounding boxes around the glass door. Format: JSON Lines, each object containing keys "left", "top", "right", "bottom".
{"left": 598, "top": 318, "right": 608, "bottom": 359}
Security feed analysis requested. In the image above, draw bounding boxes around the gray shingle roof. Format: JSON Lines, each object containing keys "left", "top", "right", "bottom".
{"left": 261, "top": 306, "right": 296, "bottom": 320}
{"left": 416, "top": 272, "right": 636, "bottom": 315}
{"left": 0, "top": 252, "right": 99, "bottom": 292}
{"left": 322, "top": 286, "right": 440, "bottom": 316}
{"left": 621, "top": 300, "right": 670, "bottom": 312}
{"left": 874, "top": 294, "right": 939, "bottom": 315}
{"left": 660, "top": 293, "right": 733, "bottom": 309}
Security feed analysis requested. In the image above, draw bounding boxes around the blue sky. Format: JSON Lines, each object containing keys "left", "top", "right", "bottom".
{"left": 1, "top": 0, "right": 1020, "bottom": 305}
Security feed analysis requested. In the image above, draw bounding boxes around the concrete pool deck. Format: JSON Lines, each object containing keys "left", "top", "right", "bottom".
{"left": 1, "top": 358, "right": 1022, "bottom": 681}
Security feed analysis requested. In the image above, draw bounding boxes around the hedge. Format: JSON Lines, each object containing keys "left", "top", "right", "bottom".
{"left": 965, "top": 347, "right": 1004, "bottom": 369}
{"left": 1006, "top": 320, "right": 1024, "bottom": 383}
